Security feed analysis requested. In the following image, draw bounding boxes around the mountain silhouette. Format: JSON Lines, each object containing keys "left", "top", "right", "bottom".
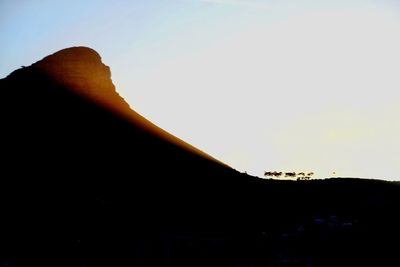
{"left": 1, "top": 46, "right": 239, "bottom": 183}
{"left": 0, "top": 46, "right": 256, "bottom": 266}
{"left": 1, "top": 47, "right": 400, "bottom": 267}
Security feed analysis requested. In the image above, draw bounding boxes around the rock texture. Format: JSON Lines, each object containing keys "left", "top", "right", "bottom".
{"left": 32, "top": 47, "right": 132, "bottom": 118}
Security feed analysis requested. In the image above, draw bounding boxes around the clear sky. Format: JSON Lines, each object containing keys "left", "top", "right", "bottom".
{"left": 1, "top": 0, "right": 400, "bottom": 180}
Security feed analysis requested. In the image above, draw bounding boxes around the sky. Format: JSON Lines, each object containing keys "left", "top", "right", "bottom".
{"left": 1, "top": 0, "right": 400, "bottom": 180}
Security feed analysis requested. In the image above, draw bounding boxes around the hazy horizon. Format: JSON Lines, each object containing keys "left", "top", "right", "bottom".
{"left": 1, "top": 0, "right": 400, "bottom": 180}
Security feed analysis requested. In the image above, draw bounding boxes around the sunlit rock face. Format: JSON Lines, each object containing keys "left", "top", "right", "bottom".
{"left": 32, "top": 47, "right": 132, "bottom": 118}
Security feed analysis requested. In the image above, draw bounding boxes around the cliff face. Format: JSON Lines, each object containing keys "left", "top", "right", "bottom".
{"left": 31, "top": 47, "right": 133, "bottom": 118}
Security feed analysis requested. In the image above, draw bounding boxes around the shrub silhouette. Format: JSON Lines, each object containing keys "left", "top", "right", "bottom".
{"left": 264, "top": 170, "right": 315, "bottom": 180}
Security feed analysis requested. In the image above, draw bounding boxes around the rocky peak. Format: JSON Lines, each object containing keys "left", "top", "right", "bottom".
{"left": 32, "top": 46, "right": 132, "bottom": 117}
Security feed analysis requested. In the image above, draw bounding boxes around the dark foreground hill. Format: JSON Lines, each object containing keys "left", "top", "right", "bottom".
{"left": 0, "top": 47, "right": 399, "bottom": 267}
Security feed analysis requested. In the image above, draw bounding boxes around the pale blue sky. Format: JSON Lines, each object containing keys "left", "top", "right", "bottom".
{"left": 4, "top": 0, "right": 395, "bottom": 78}
{"left": 1, "top": 0, "right": 254, "bottom": 76}
{"left": 2, "top": 0, "right": 400, "bottom": 180}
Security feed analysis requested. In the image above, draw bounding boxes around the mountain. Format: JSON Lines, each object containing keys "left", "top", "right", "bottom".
{"left": 0, "top": 47, "right": 243, "bottom": 190}
{"left": 0, "top": 46, "right": 254, "bottom": 266}
{"left": 1, "top": 47, "right": 400, "bottom": 267}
